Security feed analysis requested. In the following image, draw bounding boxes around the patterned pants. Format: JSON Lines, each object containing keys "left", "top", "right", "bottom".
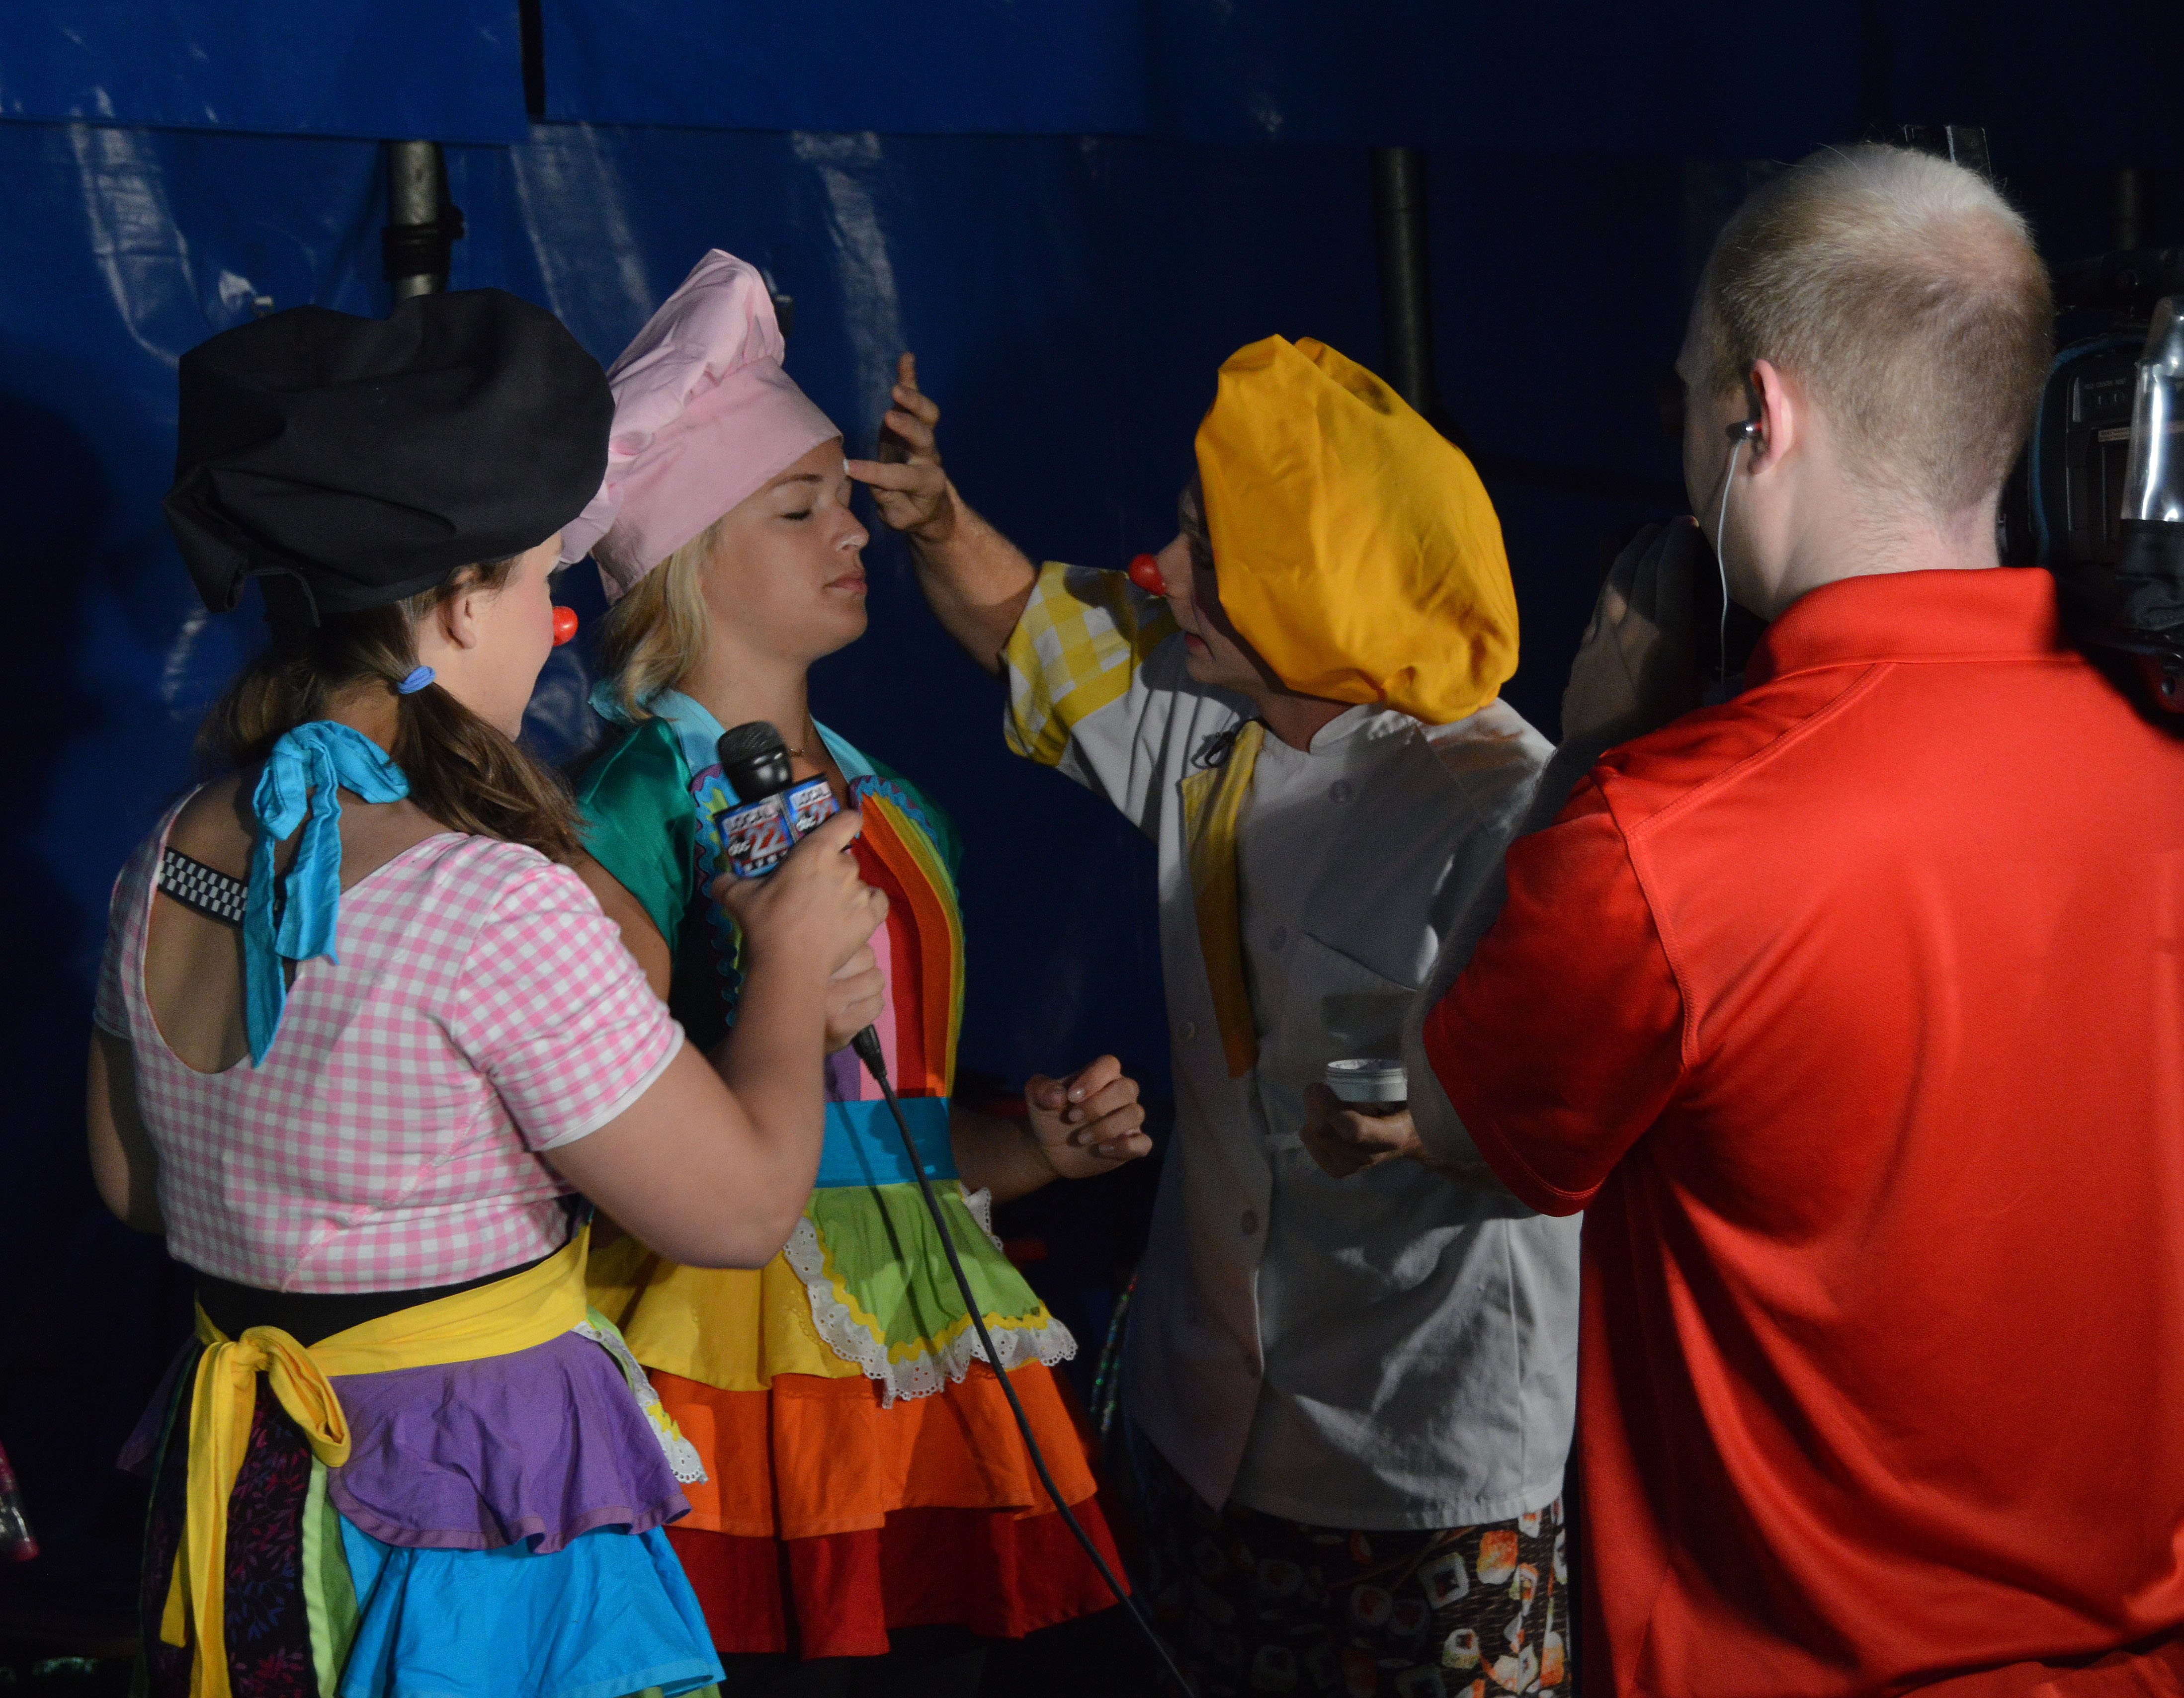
{"left": 1140, "top": 1445, "right": 1567, "bottom": 1698}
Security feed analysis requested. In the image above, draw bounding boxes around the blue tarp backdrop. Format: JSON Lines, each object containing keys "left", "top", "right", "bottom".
{"left": 0, "top": 1, "right": 531, "bottom": 140}
{"left": 0, "top": 0, "right": 2177, "bottom": 1625}
{"left": 9, "top": 2, "right": 2181, "bottom": 166}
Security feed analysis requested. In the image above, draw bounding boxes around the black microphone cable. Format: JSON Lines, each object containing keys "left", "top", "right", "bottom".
{"left": 846, "top": 1027, "right": 1193, "bottom": 1697}
{"left": 709, "top": 719, "right": 1190, "bottom": 1688}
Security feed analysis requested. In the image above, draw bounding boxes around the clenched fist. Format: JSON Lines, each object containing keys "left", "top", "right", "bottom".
{"left": 1024, "top": 1054, "right": 1152, "bottom": 1179}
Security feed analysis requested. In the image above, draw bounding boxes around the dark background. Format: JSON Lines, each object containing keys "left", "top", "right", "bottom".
{"left": 0, "top": 0, "right": 2178, "bottom": 1643}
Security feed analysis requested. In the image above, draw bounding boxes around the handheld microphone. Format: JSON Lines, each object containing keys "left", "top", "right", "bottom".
{"left": 712, "top": 719, "right": 864, "bottom": 1060}
{"left": 709, "top": 719, "right": 1189, "bottom": 1691}
{"left": 713, "top": 721, "right": 840, "bottom": 878}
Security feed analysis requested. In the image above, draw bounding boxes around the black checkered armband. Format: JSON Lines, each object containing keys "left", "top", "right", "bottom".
{"left": 157, "top": 848, "right": 250, "bottom": 928}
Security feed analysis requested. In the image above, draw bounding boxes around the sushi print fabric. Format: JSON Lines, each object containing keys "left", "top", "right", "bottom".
{"left": 1142, "top": 1445, "right": 1567, "bottom": 1697}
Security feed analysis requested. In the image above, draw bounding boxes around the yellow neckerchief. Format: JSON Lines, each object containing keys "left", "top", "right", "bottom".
{"left": 163, "top": 1226, "right": 589, "bottom": 1698}
{"left": 1178, "top": 720, "right": 1266, "bottom": 1079}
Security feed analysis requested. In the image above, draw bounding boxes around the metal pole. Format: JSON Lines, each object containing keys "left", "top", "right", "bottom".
{"left": 384, "top": 140, "right": 455, "bottom": 302}
{"left": 1371, "top": 147, "right": 1437, "bottom": 419}
{"left": 2115, "top": 168, "right": 2145, "bottom": 256}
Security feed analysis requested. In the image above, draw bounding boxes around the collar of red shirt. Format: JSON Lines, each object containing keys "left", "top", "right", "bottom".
{"left": 1743, "top": 566, "right": 2064, "bottom": 691}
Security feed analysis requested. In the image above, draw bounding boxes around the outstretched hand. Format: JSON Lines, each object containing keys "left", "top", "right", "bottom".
{"left": 1024, "top": 1054, "right": 1151, "bottom": 1179}
{"left": 847, "top": 352, "right": 956, "bottom": 544}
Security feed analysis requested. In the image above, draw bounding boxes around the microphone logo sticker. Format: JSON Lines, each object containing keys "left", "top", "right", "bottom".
{"left": 704, "top": 775, "right": 841, "bottom": 880}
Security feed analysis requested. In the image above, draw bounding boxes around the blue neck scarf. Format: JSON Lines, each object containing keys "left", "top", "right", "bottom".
{"left": 245, "top": 721, "right": 410, "bottom": 1065}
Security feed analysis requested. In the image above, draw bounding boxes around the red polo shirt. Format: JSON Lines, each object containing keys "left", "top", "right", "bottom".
{"left": 1425, "top": 568, "right": 2184, "bottom": 1697}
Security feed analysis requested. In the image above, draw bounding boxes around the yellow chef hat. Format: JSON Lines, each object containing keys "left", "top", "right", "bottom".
{"left": 1193, "top": 335, "right": 1517, "bottom": 725}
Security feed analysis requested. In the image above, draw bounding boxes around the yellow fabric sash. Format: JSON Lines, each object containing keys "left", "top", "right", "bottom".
{"left": 162, "top": 1227, "right": 589, "bottom": 1698}
{"left": 1178, "top": 720, "right": 1265, "bottom": 1079}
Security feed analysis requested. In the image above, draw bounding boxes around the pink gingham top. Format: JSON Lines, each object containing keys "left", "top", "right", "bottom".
{"left": 94, "top": 793, "right": 683, "bottom": 1292}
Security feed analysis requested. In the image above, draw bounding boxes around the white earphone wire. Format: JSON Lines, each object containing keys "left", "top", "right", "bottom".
{"left": 1712, "top": 436, "right": 1747, "bottom": 683}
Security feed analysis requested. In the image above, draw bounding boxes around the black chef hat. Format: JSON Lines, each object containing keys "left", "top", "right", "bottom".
{"left": 164, "top": 289, "right": 612, "bottom": 622}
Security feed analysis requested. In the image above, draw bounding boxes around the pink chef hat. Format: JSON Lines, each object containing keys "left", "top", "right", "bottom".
{"left": 559, "top": 249, "right": 840, "bottom": 600}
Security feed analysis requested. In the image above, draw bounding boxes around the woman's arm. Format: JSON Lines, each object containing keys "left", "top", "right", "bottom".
{"left": 574, "top": 852, "right": 884, "bottom": 1056}
{"left": 949, "top": 1107, "right": 1061, "bottom": 1207}
{"left": 547, "top": 811, "right": 887, "bottom": 1266}
{"left": 546, "top": 1024, "right": 820, "bottom": 1268}
{"left": 86, "top": 1030, "right": 164, "bottom": 1234}
{"left": 951, "top": 1055, "right": 1151, "bottom": 1204}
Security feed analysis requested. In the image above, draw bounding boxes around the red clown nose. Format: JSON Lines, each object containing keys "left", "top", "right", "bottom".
{"left": 552, "top": 606, "right": 580, "bottom": 646}
{"left": 1126, "top": 553, "right": 1165, "bottom": 594}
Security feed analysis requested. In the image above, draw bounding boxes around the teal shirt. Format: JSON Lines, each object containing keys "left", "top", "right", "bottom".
{"left": 574, "top": 693, "right": 960, "bottom": 1055}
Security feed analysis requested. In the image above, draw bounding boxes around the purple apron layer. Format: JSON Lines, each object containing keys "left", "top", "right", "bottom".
{"left": 123, "top": 1330, "right": 689, "bottom": 1551}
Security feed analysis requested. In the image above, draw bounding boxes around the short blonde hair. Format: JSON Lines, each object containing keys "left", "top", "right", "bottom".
{"left": 1700, "top": 144, "right": 2053, "bottom": 519}
{"left": 594, "top": 517, "right": 724, "bottom": 721}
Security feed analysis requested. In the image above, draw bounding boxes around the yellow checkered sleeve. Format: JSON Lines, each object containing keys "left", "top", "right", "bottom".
{"left": 1002, "top": 561, "right": 1179, "bottom": 768}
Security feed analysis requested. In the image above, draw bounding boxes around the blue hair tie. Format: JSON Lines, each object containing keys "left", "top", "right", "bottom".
{"left": 396, "top": 666, "right": 435, "bottom": 695}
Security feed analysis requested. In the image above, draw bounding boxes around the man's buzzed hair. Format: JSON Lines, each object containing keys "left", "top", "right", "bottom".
{"left": 1700, "top": 144, "right": 2053, "bottom": 521}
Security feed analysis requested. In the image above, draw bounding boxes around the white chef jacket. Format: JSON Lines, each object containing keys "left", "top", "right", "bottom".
{"left": 1001, "top": 562, "right": 1580, "bottom": 1530}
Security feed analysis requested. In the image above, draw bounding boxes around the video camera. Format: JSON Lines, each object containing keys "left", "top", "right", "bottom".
{"left": 1659, "top": 128, "right": 2182, "bottom": 701}
{"left": 1962, "top": 139, "right": 2184, "bottom": 716}
{"left": 2004, "top": 245, "right": 2184, "bottom": 575}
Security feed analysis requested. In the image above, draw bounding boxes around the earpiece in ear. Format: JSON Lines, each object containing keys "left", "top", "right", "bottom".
{"left": 1712, "top": 421, "right": 1761, "bottom": 685}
